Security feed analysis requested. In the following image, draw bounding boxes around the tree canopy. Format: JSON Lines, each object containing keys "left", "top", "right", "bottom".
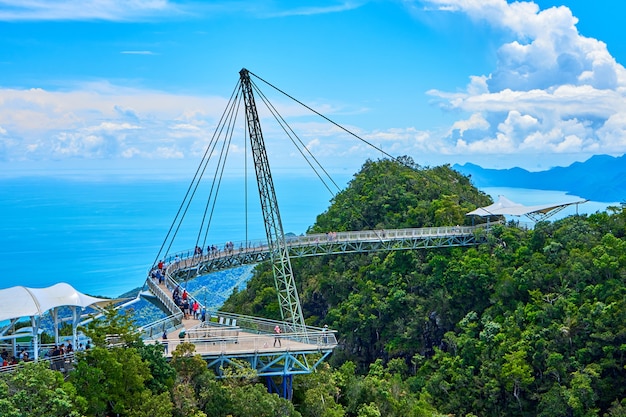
{"left": 5, "top": 157, "right": 626, "bottom": 416}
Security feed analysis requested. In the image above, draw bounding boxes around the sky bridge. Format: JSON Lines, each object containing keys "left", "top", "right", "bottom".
{"left": 160, "top": 225, "right": 490, "bottom": 281}
{"left": 139, "top": 223, "right": 489, "bottom": 398}
{"left": 139, "top": 69, "right": 496, "bottom": 399}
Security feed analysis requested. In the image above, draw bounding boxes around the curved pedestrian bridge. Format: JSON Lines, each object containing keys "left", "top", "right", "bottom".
{"left": 139, "top": 224, "right": 490, "bottom": 385}
{"left": 160, "top": 225, "right": 490, "bottom": 282}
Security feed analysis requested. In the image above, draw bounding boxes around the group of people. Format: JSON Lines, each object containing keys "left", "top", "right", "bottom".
{"left": 1, "top": 348, "right": 19, "bottom": 367}
{"left": 150, "top": 268, "right": 165, "bottom": 285}
{"left": 195, "top": 242, "right": 237, "bottom": 258}
{"left": 47, "top": 341, "right": 76, "bottom": 358}
{"left": 0, "top": 339, "right": 93, "bottom": 369}
{"left": 170, "top": 241, "right": 248, "bottom": 269}
{"left": 150, "top": 259, "right": 169, "bottom": 285}
{"left": 46, "top": 341, "right": 78, "bottom": 371}
{"left": 172, "top": 286, "right": 205, "bottom": 321}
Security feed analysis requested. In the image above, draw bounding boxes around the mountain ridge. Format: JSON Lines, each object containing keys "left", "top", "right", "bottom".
{"left": 453, "top": 154, "right": 626, "bottom": 203}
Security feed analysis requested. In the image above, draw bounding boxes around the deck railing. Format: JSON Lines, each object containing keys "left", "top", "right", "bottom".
{"left": 154, "top": 224, "right": 491, "bottom": 274}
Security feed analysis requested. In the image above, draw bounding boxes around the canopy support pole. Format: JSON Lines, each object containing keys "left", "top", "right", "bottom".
{"left": 30, "top": 315, "right": 40, "bottom": 361}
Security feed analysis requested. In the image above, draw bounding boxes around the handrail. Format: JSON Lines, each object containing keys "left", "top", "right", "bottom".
{"left": 146, "top": 329, "right": 338, "bottom": 355}
{"left": 153, "top": 224, "right": 491, "bottom": 273}
{"left": 206, "top": 310, "right": 324, "bottom": 335}
{"left": 0, "top": 351, "right": 76, "bottom": 374}
{"left": 139, "top": 314, "right": 183, "bottom": 340}
{"left": 145, "top": 277, "right": 183, "bottom": 320}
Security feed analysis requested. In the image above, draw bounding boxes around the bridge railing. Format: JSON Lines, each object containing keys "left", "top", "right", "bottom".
{"left": 153, "top": 225, "right": 488, "bottom": 272}
{"left": 147, "top": 329, "right": 337, "bottom": 356}
{"left": 288, "top": 225, "right": 481, "bottom": 246}
{"left": 139, "top": 314, "right": 184, "bottom": 340}
{"left": 145, "top": 276, "right": 184, "bottom": 325}
{"left": 205, "top": 310, "right": 322, "bottom": 336}
{"left": 0, "top": 351, "right": 76, "bottom": 374}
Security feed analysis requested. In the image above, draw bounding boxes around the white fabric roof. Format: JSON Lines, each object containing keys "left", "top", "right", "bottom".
{"left": 0, "top": 282, "right": 112, "bottom": 322}
{"left": 466, "top": 195, "right": 587, "bottom": 218}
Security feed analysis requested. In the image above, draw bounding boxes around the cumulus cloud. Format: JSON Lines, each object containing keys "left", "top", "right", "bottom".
{"left": 0, "top": 84, "right": 229, "bottom": 161}
{"left": 423, "top": 0, "right": 626, "bottom": 163}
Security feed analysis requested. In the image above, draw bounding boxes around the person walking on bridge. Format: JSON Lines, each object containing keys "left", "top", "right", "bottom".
{"left": 273, "top": 325, "right": 282, "bottom": 347}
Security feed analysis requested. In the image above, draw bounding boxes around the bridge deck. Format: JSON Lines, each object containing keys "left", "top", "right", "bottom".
{"left": 158, "top": 329, "right": 332, "bottom": 359}
{"left": 148, "top": 280, "right": 336, "bottom": 359}
{"left": 159, "top": 225, "right": 490, "bottom": 283}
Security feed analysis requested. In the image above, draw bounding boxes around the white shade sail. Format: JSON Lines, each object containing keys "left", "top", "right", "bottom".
{"left": 0, "top": 282, "right": 112, "bottom": 322}
{"left": 466, "top": 195, "right": 588, "bottom": 222}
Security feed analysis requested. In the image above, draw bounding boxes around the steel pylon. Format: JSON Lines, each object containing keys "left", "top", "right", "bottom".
{"left": 239, "top": 68, "right": 307, "bottom": 337}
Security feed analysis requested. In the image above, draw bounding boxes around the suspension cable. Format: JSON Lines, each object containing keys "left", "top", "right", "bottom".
{"left": 251, "top": 80, "right": 342, "bottom": 195}
{"left": 247, "top": 70, "right": 496, "bottom": 217}
{"left": 150, "top": 79, "right": 243, "bottom": 271}
{"left": 250, "top": 79, "right": 384, "bottom": 236}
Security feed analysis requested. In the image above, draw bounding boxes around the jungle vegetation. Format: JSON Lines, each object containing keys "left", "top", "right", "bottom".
{"left": 2, "top": 157, "right": 626, "bottom": 416}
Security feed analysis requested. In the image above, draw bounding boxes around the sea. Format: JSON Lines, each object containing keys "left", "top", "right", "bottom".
{"left": 0, "top": 176, "right": 619, "bottom": 298}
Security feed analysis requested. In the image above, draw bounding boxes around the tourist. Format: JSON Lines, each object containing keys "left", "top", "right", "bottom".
{"left": 192, "top": 300, "right": 199, "bottom": 319}
{"left": 273, "top": 325, "right": 282, "bottom": 347}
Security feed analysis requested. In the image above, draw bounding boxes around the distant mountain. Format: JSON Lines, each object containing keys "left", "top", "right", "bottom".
{"left": 453, "top": 154, "right": 626, "bottom": 203}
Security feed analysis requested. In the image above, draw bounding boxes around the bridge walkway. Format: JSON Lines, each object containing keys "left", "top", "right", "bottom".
{"left": 142, "top": 276, "right": 337, "bottom": 367}
{"left": 160, "top": 224, "right": 491, "bottom": 284}
{"left": 140, "top": 224, "right": 492, "bottom": 339}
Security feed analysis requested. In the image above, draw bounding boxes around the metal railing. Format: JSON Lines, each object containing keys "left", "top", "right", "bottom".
{"left": 145, "top": 276, "right": 184, "bottom": 324}
{"left": 154, "top": 225, "right": 490, "bottom": 275}
{"left": 139, "top": 314, "right": 184, "bottom": 340}
{"left": 0, "top": 351, "right": 76, "bottom": 374}
{"left": 147, "top": 328, "right": 337, "bottom": 357}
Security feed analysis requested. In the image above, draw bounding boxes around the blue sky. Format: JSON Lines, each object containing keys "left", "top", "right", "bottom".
{"left": 1, "top": 0, "right": 625, "bottom": 179}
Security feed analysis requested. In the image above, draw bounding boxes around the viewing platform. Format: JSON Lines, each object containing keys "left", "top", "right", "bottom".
{"left": 141, "top": 276, "right": 337, "bottom": 380}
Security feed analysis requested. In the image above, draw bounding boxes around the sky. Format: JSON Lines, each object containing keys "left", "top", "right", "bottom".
{"left": 1, "top": 0, "right": 625, "bottom": 180}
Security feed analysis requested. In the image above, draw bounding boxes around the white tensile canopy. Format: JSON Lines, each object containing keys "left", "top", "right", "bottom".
{"left": 466, "top": 195, "right": 588, "bottom": 222}
{"left": 0, "top": 282, "right": 115, "bottom": 361}
{"left": 0, "top": 282, "right": 111, "bottom": 322}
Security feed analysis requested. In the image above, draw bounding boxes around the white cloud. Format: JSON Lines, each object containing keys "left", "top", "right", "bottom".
{"left": 0, "top": 84, "right": 228, "bottom": 161}
{"left": 267, "top": 2, "right": 365, "bottom": 18}
{"left": 421, "top": 0, "right": 626, "bottom": 163}
{"left": 0, "top": 0, "right": 178, "bottom": 21}
{"left": 120, "top": 50, "right": 156, "bottom": 55}
{"left": 0, "top": 0, "right": 361, "bottom": 22}
{"left": 451, "top": 113, "right": 490, "bottom": 135}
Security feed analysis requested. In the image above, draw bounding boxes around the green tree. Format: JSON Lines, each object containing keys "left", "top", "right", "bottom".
{"left": 0, "top": 361, "right": 86, "bottom": 417}
{"left": 71, "top": 346, "right": 170, "bottom": 416}
{"left": 81, "top": 304, "right": 142, "bottom": 348}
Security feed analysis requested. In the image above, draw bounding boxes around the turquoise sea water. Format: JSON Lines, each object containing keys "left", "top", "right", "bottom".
{"left": 1, "top": 176, "right": 340, "bottom": 297}
{"left": 1, "top": 177, "right": 618, "bottom": 299}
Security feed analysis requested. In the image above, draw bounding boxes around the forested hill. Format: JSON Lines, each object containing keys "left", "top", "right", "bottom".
{"left": 222, "top": 157, "right": 626, "bottom": 417}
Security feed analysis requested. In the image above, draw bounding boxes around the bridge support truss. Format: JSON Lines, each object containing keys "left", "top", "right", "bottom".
{"left": 240, "top": 68, "right": 307, "bottom": 337}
